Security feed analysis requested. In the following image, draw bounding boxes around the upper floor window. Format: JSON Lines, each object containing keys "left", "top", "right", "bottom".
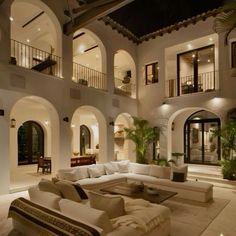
{"left": 231, "top": 42, "right": 236, "bottom": 68}
{"left": 145, "top": 62, "right": 159, "bottom": 85}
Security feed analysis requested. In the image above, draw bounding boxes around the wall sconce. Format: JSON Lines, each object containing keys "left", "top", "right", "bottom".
{"left": 171, "top": 122, "right": 175, "bottom": 131}
{"left": 0, "top": 109, "right": 4, "bottom": 116}
{"left": 109, "top": 121, "right": 114, "bottom": 126}
{"left": 63, "top": 117, "right": 69, "bottom": 122}
{"left": 10, "top": 118, "right": 16, "bottom": 128}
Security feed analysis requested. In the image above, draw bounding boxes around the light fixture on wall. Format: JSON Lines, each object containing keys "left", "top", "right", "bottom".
{"left": 171, "top": 122, "right": 175, "bottom": 131}
{"left": 63, "top": 117, "right": 69, "bottom": 122}
{"left": 10, "top": 118, "right": 16, "bottom": 128}
{"left": 109, "top": 121, "right": 114, "bottom": 126}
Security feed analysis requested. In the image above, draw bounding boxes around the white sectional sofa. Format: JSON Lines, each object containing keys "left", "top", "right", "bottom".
{"left": 8, "top": 181, "right": 171, "bottom": 236}
{"left": 57, "top": 160, "right": 213, "bottom": 203}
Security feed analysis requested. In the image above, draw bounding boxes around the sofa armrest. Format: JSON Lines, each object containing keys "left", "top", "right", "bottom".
{"left": 8, "top": 197, "right": 103, "bottom": 236}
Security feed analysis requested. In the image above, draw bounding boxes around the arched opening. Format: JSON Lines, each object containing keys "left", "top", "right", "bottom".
{"left": 71, "top": 106, "right": 107, "bottom": 163}
{"left": 114, "top": 113, "right": 135, "bottom": 162}
{"left": 72, "top": 29, "right": 107, "bottom": 90}
{"left": 80, "top": 125, "right": 91, "bottom": 155}
{"left": 184, "top": 110, "right": 221, "bottom": 165}
{"left": 18, "top": 121, "right": 44, "bottom": 165}
{"left": 168, "top": 108, "right": 221, "bottom": 165}
{"left": 10, "top": 0, "right": 62, "bottom": 77}
{"left": 114, "top": 50, "right": 136, "bottom": 98}
{"left": 10, "top": 96, "right": 59, "bottom": 173}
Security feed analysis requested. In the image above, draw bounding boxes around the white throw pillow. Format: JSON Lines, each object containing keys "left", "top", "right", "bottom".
{"left": 117, "top": 162, "right": 129, "bottom": 173}
{"left": 28, "top": 186, "right": 61, "bottom": 210}
{"left": 62, "top": 169, "right": 78, "bottom": 182}
{"left": 170, "top": 165, "right": 188, "bottom": 181}
{"left": 149, "top": 165, "right": 163, "bottom": 178}
{"left": 89, "top": 191, "right": 125, "bottom": 219}
{"left": 104, "top": 163, "right": 116, "bottom": 175}
{"left": 55, "top": 181, "right": 82, "bottom": 202}
{"left": 88, "top": 166, "right": 102, "bottom": 178}
{"left": 94, "top": 164, "right": 106, "bottom": 175}
{"left": 59, "top": 199, "right": 113, "bottom": 233}
{"left": 38, "top": 178, "right": 61, "bottom": 196}
{"left": 131, "top": 163, "right": 150, "bottom": 175}
{"left": 76, "top": 166, "right": 90, "bottom": 179}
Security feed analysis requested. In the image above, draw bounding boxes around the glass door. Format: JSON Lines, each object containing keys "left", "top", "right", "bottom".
{"left": 185, "top": 119, "right": 220, "bottom": 165}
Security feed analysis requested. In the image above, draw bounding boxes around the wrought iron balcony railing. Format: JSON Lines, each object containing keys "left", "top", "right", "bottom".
{"left": 10, "top": 39, "right": 62, "bottom": 77}
{"left": 72, "top": 62, "right": 107, "bottom": 91}
{"left": 165, "top": 71, "right": 215, "bottom": 98}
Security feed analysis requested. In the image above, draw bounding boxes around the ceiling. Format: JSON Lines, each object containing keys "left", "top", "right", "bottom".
{"left": 103, "top": 0, "right": 224, "bottom": 43}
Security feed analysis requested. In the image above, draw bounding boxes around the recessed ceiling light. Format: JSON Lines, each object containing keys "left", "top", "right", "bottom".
{"left": 208, "top": 59, "right": 211, "bottom": 62}
{"left": 9, "top": 16, "right": 14, "bottom": 21}
{"left": 209, "top": 37, "right": 213, "bottom": 41}
{"left": 37, "top": 28, "right": 41, "bottom": 31}
{"left": 192, "top": 54, "right": 195, "bottom": 58}
{"left": 187, "top": 44, "right": 192, "bottom": 49}
{"left": 26, "top": 39, "right": 30, "bottom": 43}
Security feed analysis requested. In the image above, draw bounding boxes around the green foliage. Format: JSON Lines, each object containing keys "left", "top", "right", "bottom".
{"left": 155, "top": 158, "right": 175, "bottom": 167}
{"left": 220, "top": 159, "right": 236, "bottom": 180}
{"left": 212, "top": 119, "right": 236, "bottom": 179}
{"left": 211, "top": 119, "right": 236, "bottom": 160}
{"left": 124, "top": 116, "right": 160, "bottom": 164}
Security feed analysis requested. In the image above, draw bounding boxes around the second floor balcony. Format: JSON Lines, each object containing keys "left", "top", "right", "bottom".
{"left": 165, "top": 71, "right": 216, "bottom": 98}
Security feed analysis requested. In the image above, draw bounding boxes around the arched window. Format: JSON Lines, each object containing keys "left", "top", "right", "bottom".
{"left": 18, "top": 121, "right": 44, "bottom": 165}
{"left": 80, "top": 125, "right": 91, "bottom": 155}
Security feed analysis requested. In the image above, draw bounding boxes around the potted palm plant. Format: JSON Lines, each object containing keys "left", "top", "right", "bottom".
{"left": 212, "top": 119, "right": 236, "bottom": 180}
{"left": 124, "top": 117, "right": 160, "bottom": 164}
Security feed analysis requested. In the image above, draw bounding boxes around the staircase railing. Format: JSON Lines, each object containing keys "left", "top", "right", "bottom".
{"left": 10, "top": 39, "right": 62, "bottom": 77}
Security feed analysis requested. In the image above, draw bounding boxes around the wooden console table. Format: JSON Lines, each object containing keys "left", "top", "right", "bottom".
{"left": 71, "top": 155, "right": 96, "bottom": 167}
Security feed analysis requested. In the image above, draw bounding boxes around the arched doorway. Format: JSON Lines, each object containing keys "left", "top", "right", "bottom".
{"left": 71, "top": 106, "right": 107, "bottom": 162}
{"left": 18, "top": 121, "right": 44, "bottom": 165}
{"left": 184, "top": 110, "right": 220, "bottom": 165}
{"left": 80, "top": 125, "right": 91, "bottom": 155}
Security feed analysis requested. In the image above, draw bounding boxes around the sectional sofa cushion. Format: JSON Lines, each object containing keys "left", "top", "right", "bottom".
{"left": 77, "top": 166, "right": 90, "bottom": 179}
{"left": 38, "top": 178, "right": 61, "bottom": 196}
{"left": 170, "top": 165, "right": 188, "bottom": 181}
{"left": 88, "top": 166, "right": 102, "bottom": 178}
{"left": 117, "top": 162, "right": 129, "bottom": 173}
{"left": 130, "top": 163, "right": 150, "bottom": 175}
{"left": 9, "top": 197, "right": 103, "bottom": 236}
{"left": 28, "top": 186, "right": 62, "bottom": 210}
{"left": 104, "top": 163, "right": 116, "bottom": 175}
{"left": 62, "top": 169, "right": 78, "bottom": 182}
{"left": 55, "top": 180, "right": 82, "bottom": 202}
{"left": 59, "top": 199, "right": 113, "bottom": 233}
{"left": 89, "top": 191, "right": 125, "bottom": 219}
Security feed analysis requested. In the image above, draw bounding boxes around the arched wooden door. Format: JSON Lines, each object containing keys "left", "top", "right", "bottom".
{"left": 18, "top": 121, "right": 44, "bottom": 165}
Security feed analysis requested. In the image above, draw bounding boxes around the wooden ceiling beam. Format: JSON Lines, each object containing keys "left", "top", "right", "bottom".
{"left": 64, "top": 0, "right": 133, "bottom": 35}
{"left": 72, "top": 0, "right": 116, "bottom": 14}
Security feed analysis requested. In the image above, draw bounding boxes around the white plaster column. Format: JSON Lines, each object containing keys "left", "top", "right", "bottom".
{"left": 106, "top": 50, "right": 115, "bottom": 94}
{"left": 0, "top": 112, "right": 10, "bottom": 194}
{"left": 61, "top": 34, "right": 73, "bottom": 80}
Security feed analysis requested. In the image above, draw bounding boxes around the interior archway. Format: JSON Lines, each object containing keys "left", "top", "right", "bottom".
{"left": 114, "top": 50, "right": 136, "bottom": 98}
{"left": 10, "top": 96, "right": 59, "bottom": 175}
{"left": 10, "top": 0, "right": 62, "bottom": 76}
{"left": 71, "top": 106, "right": 107, "bottom": 163}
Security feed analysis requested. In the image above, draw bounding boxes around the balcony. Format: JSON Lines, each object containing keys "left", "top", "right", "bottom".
{"left": 72, "top": 62, "right": 107, "bottom": 91}
{"left": 114, "top": 77, "right": 136, "bottom": 98}
{"left": 10, "top": 39, "right": 62, "bottom": 78}
{"left": 166, "top": 71, "right": 215, "bottom": 98}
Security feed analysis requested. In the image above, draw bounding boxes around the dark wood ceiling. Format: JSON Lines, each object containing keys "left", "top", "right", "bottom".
{"left": 106, "top": 0, "right": 224, "bottom": 41}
